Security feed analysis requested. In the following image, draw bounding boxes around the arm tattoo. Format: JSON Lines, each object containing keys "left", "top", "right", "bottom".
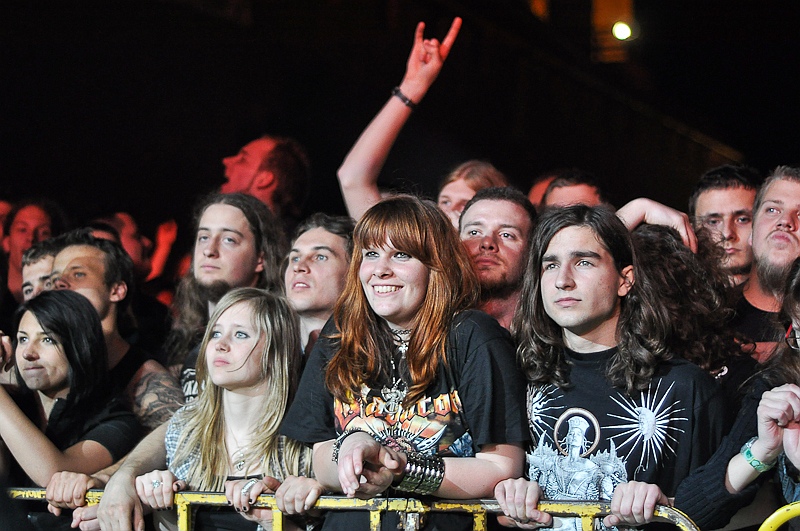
{"left": 132, "top": 369, "right": 184, "bottom": 431}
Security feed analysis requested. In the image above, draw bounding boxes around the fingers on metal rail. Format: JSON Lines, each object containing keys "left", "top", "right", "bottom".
{"left": 7, "top": 489, "right": 701, "bottom": 531}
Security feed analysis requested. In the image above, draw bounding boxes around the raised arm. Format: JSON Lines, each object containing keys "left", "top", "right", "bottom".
{"left": 0, "top": 386, "right": 115, "bottom": 486}
{"left": 616, "top": 197, "right": 697, "bottom": 252}
{"left": 337, "top": 17, "right": 462, "bottom": 219}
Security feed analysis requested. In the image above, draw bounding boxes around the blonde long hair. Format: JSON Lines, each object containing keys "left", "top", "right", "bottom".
{"left": 171, "top": 287, "right": 310, "bottom": 490}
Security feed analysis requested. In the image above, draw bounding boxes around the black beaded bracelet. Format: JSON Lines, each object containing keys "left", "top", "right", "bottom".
{"left": 391, "top": 87, "right": 417, "bottom": 110}
{"left": 331, "top": 428, "right": 366, "bottom": 463}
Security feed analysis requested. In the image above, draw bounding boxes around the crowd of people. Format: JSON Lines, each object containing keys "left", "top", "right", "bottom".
{"left": 1, "top": 15, "right": 800, "bottom": 531}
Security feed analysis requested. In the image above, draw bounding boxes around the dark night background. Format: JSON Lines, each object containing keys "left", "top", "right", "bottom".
{"left": 2, "top": 0, "right": 798, "bottom": 256}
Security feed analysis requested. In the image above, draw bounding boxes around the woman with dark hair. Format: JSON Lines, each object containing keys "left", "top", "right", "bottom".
{"left": 282, "top": 195, "right": 527, "bottom": 529}
{"left": 0, "top": 290, "right": 140, "bottom": 528}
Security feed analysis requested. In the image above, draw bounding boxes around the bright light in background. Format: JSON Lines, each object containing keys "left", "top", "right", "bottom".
{"left": 612, "top": 21, "right": 632, "bottom": 40}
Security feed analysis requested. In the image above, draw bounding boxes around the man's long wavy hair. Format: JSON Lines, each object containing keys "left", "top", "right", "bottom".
{"left": 325, "top": 195, "right": 478, "bottom": 406}
{"left": 632, "top": 225, "right": 749, "bottom": 374}
{"left": 512, "top": 205, "right": 672, "bottom": 394}
{"left": 171, "top": 288, "right": 310, "bottom": 491}
{"left": 166, "top": 193, "right": 286, "bottom": 366}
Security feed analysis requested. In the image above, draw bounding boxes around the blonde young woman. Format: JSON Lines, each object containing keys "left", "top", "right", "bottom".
{"left": 135, "top": 288, "right": 318, "bottom": 531}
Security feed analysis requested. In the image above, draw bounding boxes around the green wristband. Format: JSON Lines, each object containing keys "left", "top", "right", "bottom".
{"left": 741, "top": 436, "right": 777, "bottom": 473}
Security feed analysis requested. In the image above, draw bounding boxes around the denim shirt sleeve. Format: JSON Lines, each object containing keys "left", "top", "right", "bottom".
{"left": 779, "top": 453, "right": 800, "bottom": 503}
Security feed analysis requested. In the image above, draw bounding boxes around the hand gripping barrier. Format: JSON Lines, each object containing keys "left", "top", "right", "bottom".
{"left": 7, "top": 488, "right": 701, "bottom": 531}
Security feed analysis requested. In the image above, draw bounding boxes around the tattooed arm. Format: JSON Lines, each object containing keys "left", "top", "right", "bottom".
{"left": 126, "top": 360, "right": 183, "bottom": 431}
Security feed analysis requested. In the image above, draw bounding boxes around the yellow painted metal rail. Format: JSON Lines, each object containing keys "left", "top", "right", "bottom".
{"left": 758, "top": 501, "right": 800, "bottom": 531}
{"left": 7, "top": 488, "right": 700, "bottom": 531}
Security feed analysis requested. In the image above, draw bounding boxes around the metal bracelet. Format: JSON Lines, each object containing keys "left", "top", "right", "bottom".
{"left": 393, "top": 452, "right": 445, "bottom": 495}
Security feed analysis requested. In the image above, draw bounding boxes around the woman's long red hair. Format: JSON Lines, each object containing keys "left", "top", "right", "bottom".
{"left": 325, "top": 196, "right": 479, "bottom": 406}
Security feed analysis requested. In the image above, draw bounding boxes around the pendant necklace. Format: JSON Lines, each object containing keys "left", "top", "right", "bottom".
{"left": 381, "top": 329, "right": 411, "bottom": 414}
{"left": 229, "top": 430, "right": 248, "bottom": 472}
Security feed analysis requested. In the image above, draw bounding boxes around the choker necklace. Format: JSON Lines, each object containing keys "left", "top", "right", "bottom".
{"left": 390, "top": 328, "right": 412, "bottom": 355}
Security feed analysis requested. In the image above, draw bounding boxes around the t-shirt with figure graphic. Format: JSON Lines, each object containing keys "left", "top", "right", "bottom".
{"left": 525, "top": 347, "right": 725, "bottom": 531}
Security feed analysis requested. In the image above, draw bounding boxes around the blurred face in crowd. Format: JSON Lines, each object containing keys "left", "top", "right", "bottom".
{"left": 694, "top": 186, "right": 756, "bottom": 276}
{"left": 527, "top": 176, "right": 555, "bottom": 208}
{"left": 438, "top": 178, "right": 476, "bottom": 228}
{"left": 543, "top": 184, "right": 602, "bottom": 208}
{"left": 221, "top": 138, "right": 276, "bottom": 196}
{"left": 22, "top": 256, "right": 54, "bottom": 301}
{"left": 3, "top": 205, "right": 52, "bottom": 272}
{"left": 51, "top": 245, "right": 123, "bottom": 322}
{"left": 460, "top": 199, "right": 531, "bottom": 297}
{"left": 285, "top": 227, "right": 349, "bottom": 320}
{"left": 115, "top": 212, "right": 153, "bottom": 278}
{"left": 193, "top": 204, "right": 264, "bottom": 292}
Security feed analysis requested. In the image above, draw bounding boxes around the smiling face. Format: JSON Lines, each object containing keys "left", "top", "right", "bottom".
{"left": 284, "top": 227, "right": 349, "bottom": 319}
{"left": 193, "top": 204, "right": 264, "bottom": 290}
{"left": 540, "top": 225, "right": 633, "bottom": 349}
{"left": 437, "top": 178, "right": 476, "bottom": 228}
{"left": 16, "top": 311, "right": 70, "bottom": 399}
{"left": 359, "top": 240, "right": 430, "bottom": 330}
{"left": 694, "top": 186, "right": 756, "bottom": 274}
{"left": 205, "top": 302, "right": 265, "bottom": 392}
{"left": 460, "top": 199, "right": 531, "bottom": 295}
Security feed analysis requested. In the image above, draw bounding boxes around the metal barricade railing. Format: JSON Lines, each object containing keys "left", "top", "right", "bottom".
{"left": 7, "top": 488, "right": 700, "bottom": 531}
{"left": 758, "top": 501, "right": 800, "bottom": 531}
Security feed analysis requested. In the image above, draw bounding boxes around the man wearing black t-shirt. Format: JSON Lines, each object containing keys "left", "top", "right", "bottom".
{"left": 730, "top": 165, "right": 800, "bottom": 362}
{"left": 494, "top": 205, "right": 724, "bottom": 529}
{"left": 50, "top": 231, "right": 183, "bottom": 431}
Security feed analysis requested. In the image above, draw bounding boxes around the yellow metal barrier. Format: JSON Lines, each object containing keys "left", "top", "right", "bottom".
{"left": 7, "top": 488, "right": 700, "bottom": 531}
{"left": 758, "top": 501, "right": 800, "bottom": 531}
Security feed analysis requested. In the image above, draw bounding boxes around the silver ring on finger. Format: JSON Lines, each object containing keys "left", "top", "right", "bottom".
{"left": 241, "top": 478, "right": 259, "bottom": 496}
{"left": 152, "top": 479, "right": 162, "bottom": 489}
